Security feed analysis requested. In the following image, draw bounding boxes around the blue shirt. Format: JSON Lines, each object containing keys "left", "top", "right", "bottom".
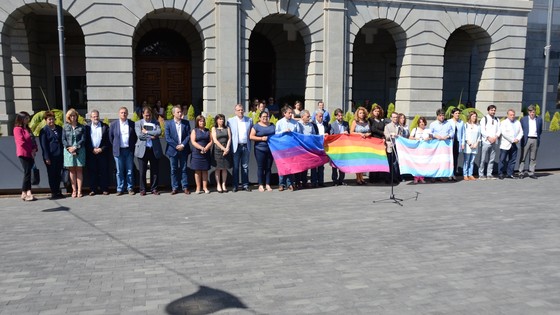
{"left": 429, "top": 120, "right": 454, "bottom": 139}
{"left": 275, "top": 118, "right": 302, "bottom": 134}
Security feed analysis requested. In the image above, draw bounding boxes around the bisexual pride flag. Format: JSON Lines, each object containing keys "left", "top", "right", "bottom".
{"left": 268, "top": 132, "right": 330, "bottom": 176}
{"left": 395, "top": 137, "right": 453, "bottom": 177}
{"left": 324, "top": 134, "right": 389, "bottom": 173}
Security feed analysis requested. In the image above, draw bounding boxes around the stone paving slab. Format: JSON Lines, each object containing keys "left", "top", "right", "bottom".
{"left": 1, "top": 172, "right": 560, "bottom": 314}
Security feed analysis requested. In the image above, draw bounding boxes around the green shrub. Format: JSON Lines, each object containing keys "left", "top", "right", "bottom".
{"left": 187, "top": 104, "right": 195, "bottom": 120}
{"left": 550, "top": 114, "right": 560, "bottom": 131}
{"left": 344, "top": 111, "right": 354, "bottom": 124}
{"left": 166, "top": 104, "right": 174, "bottom": 120}
{"left": 386, "top": 103, "right": 395, "bottom": 118}
{"left": 29, "top": 109, "right": 65, "bottom": 136}
{"left": 409, "top": 114, "right": 420, "bottom": 131}
{"left": 545, "top": 111, "right": 551, "bottom": 122}
{"left": 205, "top": 114, "right": 215, "bottom": 129}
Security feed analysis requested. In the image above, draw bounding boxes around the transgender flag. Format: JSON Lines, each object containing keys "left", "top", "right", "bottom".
{"left": 268, "top": 132, "right": 330, "bottom": 176}
{"left": 395, "top": 137, "right": 453, "bottom": 177}
{"left": 324, "top": 134, "right": 389, "bottom": 173}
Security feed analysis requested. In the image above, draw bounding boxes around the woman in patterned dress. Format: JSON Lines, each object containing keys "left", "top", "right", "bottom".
{"left": 211, "top": 114, "right": 232, "bottom": 193}
{"left": 62, "top": 108, "right": 86, "bottom": 198}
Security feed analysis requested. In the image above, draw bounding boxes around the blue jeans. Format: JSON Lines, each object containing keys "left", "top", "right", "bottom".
{"left": 463, "top": 153, "right": 476, "bottom": 176}
{"left": 279, "top": 174, "right": 293, "bottom": 188}
{"left": 499, "top": 145, "right": 518, "bottom": 177}
{"left": 254, "top": 148, "right": 273, "bottom": 185}
{"left": 169, "top": 152, "right": 189, "bottom": 190}
{"left": 114, "top": 148, "right": 134, "bottom": 192}
{"left": 233, "top": 144, "right": 250, "bottom": 188}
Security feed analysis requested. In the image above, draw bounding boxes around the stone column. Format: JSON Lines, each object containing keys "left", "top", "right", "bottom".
{"left": 322, "top": 0, "right": 347, "bottom": 112}
{"left": 0, "top": 28, "right": 15, "bottom": 133}
{"left": 215, "top": 0, "right": 240, "bottom": 113}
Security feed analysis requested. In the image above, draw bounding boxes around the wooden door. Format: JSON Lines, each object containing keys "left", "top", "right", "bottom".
{"left": 136, "top": 58, "right": 191, "bottom": 107}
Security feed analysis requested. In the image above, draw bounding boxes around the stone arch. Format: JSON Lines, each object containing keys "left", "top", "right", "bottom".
{"left": 1, "top": 2, "right": 86, "bottom": 130}
{"left": 351, "top": 18, "right": 407, "bottom": 111}
{"left": 245, "top": 13, "right": 311, "bottom": 113}
{"left": 443, "top": 25, "right": 491, "bottom": 108}
{"left": 132, "top": 9, "right": 204, "bottom": 114}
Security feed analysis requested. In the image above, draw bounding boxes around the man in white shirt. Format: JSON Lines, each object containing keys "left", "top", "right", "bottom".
{"left": 479, "top": 105, "right": 501, "bottom": 179}
{"left": 498, "top": 109, "right": 523, "bottom": 179}
{"left": 228, "top": 104, "right": 253, "bottom": 192}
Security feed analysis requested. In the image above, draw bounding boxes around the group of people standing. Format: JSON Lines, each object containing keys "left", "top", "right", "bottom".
{"left": 13, "top": 101, "right": 543, "bottom": 201}
{"left": 406, "top": 104, "right": 542, "bottom": 183}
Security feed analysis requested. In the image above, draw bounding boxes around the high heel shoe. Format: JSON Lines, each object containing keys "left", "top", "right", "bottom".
{"left": 217, "top": 187, "right": 223, "bottom": 193}
{"left": 21, "top": 192, "right": 27, "bottom": 200}
{"left": 221, "top": 184, "right": 228, "bottom": 193}
{"left": 266, "top": 185, "right": 273, "bottom": 192}
{"left": 77, "top": 192, "right": 83, "bottom": 198}
{"left": 72, "top": 191, "right": 77, "bottom": 198}
{"left": 24, "top": 194, "right": 36, "bottom": 201}
{"left": 258, "top": 185, "right": 265, "bottom": 192}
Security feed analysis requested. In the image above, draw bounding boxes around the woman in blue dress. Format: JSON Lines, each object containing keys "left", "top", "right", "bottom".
{"left": 190, "top": 115, "right": 213, "bottom": 194}
{"left": 249, "top": 111, "right": 276, "bottom": 192}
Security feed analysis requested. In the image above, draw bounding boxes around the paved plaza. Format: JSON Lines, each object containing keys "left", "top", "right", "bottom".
{"left": 1, "top": 172, "right": 559, "bottom": 315}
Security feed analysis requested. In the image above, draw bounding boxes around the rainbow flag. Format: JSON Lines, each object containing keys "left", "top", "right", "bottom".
{"left": 324, "top": 134, "right": 389, "bottom": 173}
{"left": 395, "top": 137, "right": 453, "bottom": 177}
{"left": 268, "top": 132, "right": 330, "bottom": 176}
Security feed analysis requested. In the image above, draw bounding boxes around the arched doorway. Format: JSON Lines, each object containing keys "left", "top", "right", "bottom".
{"left": 443, "top": 27, "right": 490, "bottom": 107}
{"left": 352, "top": 22, "right": 398, "bottom": 111}
{"left": 249, "top": 32, "right": 275, "bottom": 103}
{"left": 249, "top": 16, "right": 306, "bottom": 110}
{"left": 1, "top": 7, "right": 86, "bottom": 114}
{"left": 135, "top": 29, "right": 192, "bottom": 108}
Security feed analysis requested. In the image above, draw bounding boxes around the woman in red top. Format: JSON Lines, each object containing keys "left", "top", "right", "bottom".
{"left": 13, "top": 111, "right": 38, "bottom": 201}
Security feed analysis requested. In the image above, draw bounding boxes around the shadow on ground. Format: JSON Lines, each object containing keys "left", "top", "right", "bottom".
{"left": 41, "top": 206, "right": 70, "bottom": 212}
{"left": 166, "top": 285, "right": 248, "bottom": 315}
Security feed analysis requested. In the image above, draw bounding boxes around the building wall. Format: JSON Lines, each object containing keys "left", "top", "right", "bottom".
{"left": 524, "top": 0, "right": 560, "bottom": 116}
{"left": 0, "top": 0, "right": 534, "bottom": 134}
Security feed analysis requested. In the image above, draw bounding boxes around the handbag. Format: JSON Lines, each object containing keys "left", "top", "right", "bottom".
{"left": 61, "top": 168, "right": 70, "bottom": 186}
{"left": 31, "top": 163, "right": 40, "bottom": 185}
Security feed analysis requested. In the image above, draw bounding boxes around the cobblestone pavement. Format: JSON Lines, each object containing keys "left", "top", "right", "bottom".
{"left": 1, "top": 172, "right": 559, "bottom": 315}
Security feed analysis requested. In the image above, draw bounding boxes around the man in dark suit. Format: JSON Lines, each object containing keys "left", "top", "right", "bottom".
{"left": 312, "top": 109, "right": 330, "bottom": 187}
{"left": 85, "top": 109, "right": 111, "bottom": 195}
{"left": 164, "top": 105, "right": 191, "bottom": 194}
{"left": 519, "top": 105, "right": 543, "bottom": 179}
{"left": 109, "top": 107, "right": 137, "bottom": 195}
{"left": 135, "top": 106, "right": 163, "bottom": 196}
{"left": 329, "top": 108, "right": 349, "bottom": 186}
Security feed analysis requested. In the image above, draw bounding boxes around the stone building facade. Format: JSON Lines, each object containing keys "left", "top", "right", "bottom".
{"left": 0, "top": 0, "right": 538, "bottom": 133}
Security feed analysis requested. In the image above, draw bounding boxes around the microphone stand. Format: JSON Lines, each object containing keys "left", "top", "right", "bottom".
{"left": 373, "top": 134, "right": 404, "bottom": 206}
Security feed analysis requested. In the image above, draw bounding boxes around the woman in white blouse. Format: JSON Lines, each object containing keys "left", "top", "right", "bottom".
{"left": 463, "top": 111, "right": 481, "bottom": 180}
{"left": 409, "top": 117, "right": 431, "bottom": 184}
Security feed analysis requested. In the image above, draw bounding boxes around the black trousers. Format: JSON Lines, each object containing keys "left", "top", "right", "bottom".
{"left": 138, "top": 147, "right": 159, "bottom": 192}
{"left": 19, "top": 156, "right": 34, "bottom": 191}
{"left": 45, "top": 156, "right": 63, "bottom": 195}
{"left": 87, "top": 152, "right": 110, "bottom": 192}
